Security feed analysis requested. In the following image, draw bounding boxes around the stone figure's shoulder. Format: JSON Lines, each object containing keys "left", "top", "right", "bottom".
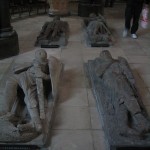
{"left": 118, "top": 56, "right": 128, "bottom": 63}
{"left": 118, "top": 57, "right": 129, "bottom": 67}
{"left": 42, "top": 21, "right": 50, "bottom": 27}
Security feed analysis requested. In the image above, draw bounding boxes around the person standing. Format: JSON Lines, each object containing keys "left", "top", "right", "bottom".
{"left": 123, "top": 0, "right": 149, "bottom": 39}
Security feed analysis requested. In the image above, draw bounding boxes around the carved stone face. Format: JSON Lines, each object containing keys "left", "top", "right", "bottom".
{"left": 99, "top": 50, "right": 113, "bottom": 61}
{"left": 35, "top": 49, "right": 48, "bottom": 64}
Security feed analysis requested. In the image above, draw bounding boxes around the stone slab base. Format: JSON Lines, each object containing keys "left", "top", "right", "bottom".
{"left": 111, "top": 146, "right": 150, "bottom": 150}
{"left": 48, "top": 9, "right": 70, "bottom": 16}
{"left": 41, "top": 44, "right": 60, "bottom": 48}
{"left": 91, "top": 43, "right": 110, "bottom": 47}
{"left": 0, "top": 31, "right": 19, "bottom": 60}
{"left": 85, "top": 57, "right": 150, "bottom": 150}
{"left": 0, "top": 144, "right": 40, "bottom": 150}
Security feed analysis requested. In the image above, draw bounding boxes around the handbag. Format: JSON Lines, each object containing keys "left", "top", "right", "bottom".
{"left": 141, "top": 5, "right": 149, "bottom": 29}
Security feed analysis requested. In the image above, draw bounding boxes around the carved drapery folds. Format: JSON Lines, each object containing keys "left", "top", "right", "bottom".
{"left": 85, "top": 50, "right": 150, "bottom": 149}
{"left": 0, "top": 49, "right": 63, "bottom": 146}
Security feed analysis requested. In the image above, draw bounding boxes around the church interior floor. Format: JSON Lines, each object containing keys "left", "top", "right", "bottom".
{"left": 0, "top": 3, "right": 150, "bottom": 150}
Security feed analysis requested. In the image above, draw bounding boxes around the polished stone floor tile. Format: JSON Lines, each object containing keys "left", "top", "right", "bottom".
{"left": 92, "top": 130, "right": 108, "bottom": 150}
{"left": 141, "top": 75, "right": 150, "bottom": 88}
{"left": 127, "top": 55, "right": 150, "bottom": 64}
{"left": 87, "top": 89, "right": 96, "bottom": 107}
{"left": 60, "top": 68, "right": 86, "bottom": 88}
{"left": 58, "top": 87, "right": 88, "bottom": 107}
{"left": 90, "top": 107, "right": 102, "bottom": 129}
{"left": 131, "top": 63, "right": 150, "bottom": 75}
{"left": 50, "top": 130, "right": 94, "bottom": 150}
{"left": 53, "top": 106, "right": 91, "bottom": 129}
{"left": 138, "top": 87, "right": 150, "bottom": 106}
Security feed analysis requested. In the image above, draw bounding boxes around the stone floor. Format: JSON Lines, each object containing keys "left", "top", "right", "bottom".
{"left": 0, "top": 3, "right": 150, "bottom": 150}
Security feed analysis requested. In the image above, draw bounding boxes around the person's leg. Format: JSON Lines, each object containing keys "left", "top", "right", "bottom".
{"left": 131, "top": 3, "right": 143, "bottom": 34}
{"left": 125, "top": 4, "right": 133, "bottom": 30}
{"left": 123, "top": 3, "right": 133, "bottom": 37}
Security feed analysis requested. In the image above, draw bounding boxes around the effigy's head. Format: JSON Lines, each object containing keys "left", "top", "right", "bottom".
{"left": 53, "top": 16, "right": 60, "bottom": 21}
{"left": 89, "top": 13, "right": 97, "bottom": 18}
{"left": 35, "top": 49, "right": 48, "bottom": 64}
{"left": 99, "top": 50, "right": 113, "bottom": 61}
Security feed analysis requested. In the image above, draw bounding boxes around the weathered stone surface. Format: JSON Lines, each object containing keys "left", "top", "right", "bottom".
{"left": 35, "top": 17, "right": 69, "bottom": 48}
{"left": 85, "top": 50, "right": 150, "bottom": 150}
{"left": 83, "top": 14, "right": 112, "bottom": 47}
{"left": 0, "top": 49, "right": 63, "bottom": 147}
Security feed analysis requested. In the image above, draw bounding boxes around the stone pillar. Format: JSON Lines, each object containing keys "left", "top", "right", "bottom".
{"left": 48, "top": 0, "right": 70, "bottom": 16}
{"left": 0, "top": 0, "right": 19, "bottom": 59}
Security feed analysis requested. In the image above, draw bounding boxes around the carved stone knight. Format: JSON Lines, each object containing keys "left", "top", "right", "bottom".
{"left": 0, "top": 49, "right": 63, "bottom": 143}
{"left": 84, "top": 13, "right": 111, "bottom": 46}
{"left": 35, "top": 16, "right": 69, "bottom": 47}
{"left": 96, "top": 50, "right": 150, "bottom": 136}
{"left": 3, "top": 49, "right": 50, "bottom": 133}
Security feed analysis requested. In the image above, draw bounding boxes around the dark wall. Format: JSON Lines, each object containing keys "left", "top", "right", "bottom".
{"left": 0, "top": 0, "right": 11, "bottom": 31}
{"left": 79, "top": 0, "right": 103, "bottom": 4}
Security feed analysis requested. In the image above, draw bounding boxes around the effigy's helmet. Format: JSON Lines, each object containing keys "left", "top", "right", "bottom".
{"left": 35, "top": 49, "right": 48, "bottom": 64}
{"left": 99, "top": 50, "right": 113, "bottom": 61}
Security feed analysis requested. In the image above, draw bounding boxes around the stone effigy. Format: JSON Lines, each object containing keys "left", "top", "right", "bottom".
{"left": 84, "top": 13, "right": 112, "bottom": 47}
{"left": 35, "top": 16, "right": 69, "bottom": 48}
{"left": 85, "top": 50, "right": 150, "bottom": 150}
{"left": 0, "top": 49, "right": 63, "bottom": 145}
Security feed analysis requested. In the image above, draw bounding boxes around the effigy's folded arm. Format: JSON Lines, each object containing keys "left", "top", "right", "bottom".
{"left": 118, "top": 57, "right": 135, "bottom": 85}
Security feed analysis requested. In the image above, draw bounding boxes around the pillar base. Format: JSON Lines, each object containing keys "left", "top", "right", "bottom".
{"left": 0, "top": 31, "right": 19, "bottom": 59}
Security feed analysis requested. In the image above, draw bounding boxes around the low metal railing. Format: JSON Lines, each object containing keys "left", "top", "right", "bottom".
{"left": 9, "top": 0, "right": 49, "bottom": 19}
